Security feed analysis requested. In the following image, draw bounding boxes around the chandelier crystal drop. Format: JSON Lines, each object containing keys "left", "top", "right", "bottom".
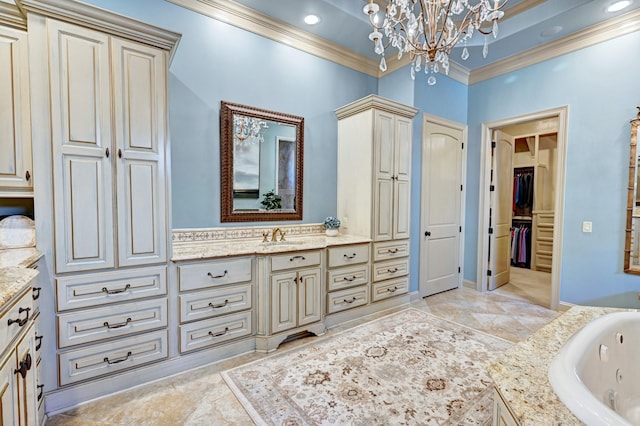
{"left": 233, "top": 114, "right": 269, "bottom": 146}
{"left": 363, "top": 0, "right": 508, "bottom": 85}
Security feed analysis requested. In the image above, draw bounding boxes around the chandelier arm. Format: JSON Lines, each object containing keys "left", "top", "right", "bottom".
{"left": 432, "top": 0, "right": 457, "bottom": 60}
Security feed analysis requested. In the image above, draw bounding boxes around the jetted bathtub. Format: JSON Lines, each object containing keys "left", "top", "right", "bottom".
{"left": 549, "top": 311, "right": 640, "bottom": 425}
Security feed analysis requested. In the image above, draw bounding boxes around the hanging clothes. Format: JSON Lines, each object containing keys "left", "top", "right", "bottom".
{"left": 512, "top": 169, "right": 534, "bottom": 215}
{"left": 511, "top": 222, "right": 532, "bottom": 268}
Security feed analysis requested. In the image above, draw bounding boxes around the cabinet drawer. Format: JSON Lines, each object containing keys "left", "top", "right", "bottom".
{"left": 179, "top": 283, "right": 252, "bottom": 323}
{"left": 536, "top": 213, "right": 555, "bottom": 226}
{"left": 327, "top": 265, "right": 369, "bottom": 291}
{"left": 535, "top": 239, "right": 553, "bottom": 256}
{"left": 536, "top": 254, "right": 552, "bottom": 271}
{"left": 537, "top": 225, "right": 554, "bottom": 240}
{"left": 57, "top": 298, "right": 168, "bottom": 348}
{"left": 56, "top": 266, "right": 167, "bottom": 311}
{"left": 372, "top": 277, "right": 408, "bottom": 302}
{"left": 373, "top": 240, "right": 409, "bottom": 262}
{"left": 179, "top": 310, "right": 252, "bottom": 353}
{"left": 372, "top": 259, "right": 408, "bottom": 282}
{"left": 270, "top": 251, "right": 321, "bottom": 272}
{"left": 327, "top": 244, "right": 369, "bottom": 268}
{"left": 0, "top": 288, "right": 33, "bottom": 349}
{"left": 327, "top": 286, "right": 368, "bottom": 314}
{"left": 178, "top": 258, "right": 252, "bottom": 291}
{"left": 58, "top": 330, "right": 168, "bottom": 386}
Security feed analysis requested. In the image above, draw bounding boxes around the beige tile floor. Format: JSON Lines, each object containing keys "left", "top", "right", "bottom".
{"left": 493, "top": 266, "right": 552, "bottom": 308}
{"left": 47, "top": 287, "right": 560, "bottom": 425}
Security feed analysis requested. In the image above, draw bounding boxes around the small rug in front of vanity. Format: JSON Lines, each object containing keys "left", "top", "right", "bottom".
{"left": 221, "top": 308, "right": 512, "bottom": 425}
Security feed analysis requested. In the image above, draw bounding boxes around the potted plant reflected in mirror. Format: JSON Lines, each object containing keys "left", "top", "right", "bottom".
{"left": 323, "top": 217, "right": 341, "bottom": 237}
{"left": 260, "top": 189, "right": 282, "bottom": 210}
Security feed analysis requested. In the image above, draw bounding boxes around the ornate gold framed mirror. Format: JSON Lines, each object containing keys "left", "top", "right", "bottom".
{"left": 624, "top": 107, "right": 640, "bottom": 273}
{"left": 220, "top": 101, "right": 304, "bottom": 222}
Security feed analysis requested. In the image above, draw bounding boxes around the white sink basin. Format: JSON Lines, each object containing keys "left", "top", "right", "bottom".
{"left": 549, "top": 311, "right": 640, "bottom": 425}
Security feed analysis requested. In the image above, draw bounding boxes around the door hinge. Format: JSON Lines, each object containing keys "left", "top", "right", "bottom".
{"left": 491, "top": 141, "right": 496, "bottom": 148}
{"left": 461, "top": 142, "right": 464, "bottom": 149}
{"left": 487, "top": 269, "right": 492, "bottom": 276}
{"left": 488, "top": 227, "right": 494, "bottom": 234}
{"left": 458, "top": 266, "right": 461, "bottom": 273}
{"left": 460, "top": 184, "right": 463, "bottom": 191}
{"left": 490, "top": 185, "right": 495, "bottom": 192}
{"left": 459, "top": 226, "right": 462, "bottom": 232}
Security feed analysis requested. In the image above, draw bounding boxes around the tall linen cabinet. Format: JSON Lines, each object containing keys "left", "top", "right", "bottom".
{"left": 336, "top": 95, "right": 417, "bottom": 303}
{"left": 21, "top": 0, "right": 180, "bottom": 415}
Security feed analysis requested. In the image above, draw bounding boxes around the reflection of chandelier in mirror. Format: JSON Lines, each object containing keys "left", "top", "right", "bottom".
{"left": 233, "top": 115, "right": 269, "bottom": 146}
{"left": 363, "top": 0, "right": 507, "bottom": 85}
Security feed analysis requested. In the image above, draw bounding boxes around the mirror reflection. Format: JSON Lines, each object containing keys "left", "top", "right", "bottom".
{"left": 624, "top": 107, "right": 640, "bottom": 273}
{"left": 220, "top": 101, "right": 304, "bottom": 222}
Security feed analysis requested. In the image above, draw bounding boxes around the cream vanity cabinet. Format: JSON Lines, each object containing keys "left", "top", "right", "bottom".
{"left": 256, "top": 250, "right": 324, "bottom": 352}
{"left": 0, "top": 283, "right": 38, "bottom": 426}
{"left": 336, "top": 95, "right": 416, "bottom": 303}
{"left": 0, "top": 17, "right": 33, "bottom": 197}
{"left": 326, "top": 243, "right": 370, "bottom": 314}
{"left": 177, "top": 257, "right": 254, "bottom": 353}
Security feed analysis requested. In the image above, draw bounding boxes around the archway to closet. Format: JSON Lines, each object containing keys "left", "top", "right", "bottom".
{"left": 477, "top": 107, "right": 568, "bottom": 310}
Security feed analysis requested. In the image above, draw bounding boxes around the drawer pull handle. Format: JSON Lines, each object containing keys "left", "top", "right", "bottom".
{"left": 8, "top": 307, "right": 30, "bottom": 327}
{"left": 290, "top": 255, "right": 306, "bottom": 261}
{"left": 103, "top": 318, "right": 132, "bottom": 329}
{"left": 14, "top": 353, "right": 32, "bottom": 379}
{"left": 343, "top": 297, "right": 357, "bottom": 304}
{"left": 387, "top": 286, "right": 399, "bottom": 293}
{"left": 343, "top": 276, "right": 356, "bottom": 282}
{"left": 32, "top": 287, "right": 42, "bottom": 300}
{"left": 209, "top": 327, "right": 229, "bottom": 338}
{"left": 387, "top": 268, "right": 399, "bottom": 273}
{"left": 104, "top": 351, "right": 132, "bottom": 365}
{"left": 37, "top": 385, "right": 44, "bottom": 401}
{"left": 343, "top": 253, "right": 357, "bottom": 259}
{"left": 387, "top": 248, "right": 399, "bottom": 254}
{"left": 207, "top": 270, "right": 228, "bottom": 279}
{"left": 209, "top": 300, "right": 229, "bottom": 309}
{"left": 102, "top": 283, "right": 131, "bottom": 294}
{"left": 35, "top": 335, "right": 43, "bottom": 351}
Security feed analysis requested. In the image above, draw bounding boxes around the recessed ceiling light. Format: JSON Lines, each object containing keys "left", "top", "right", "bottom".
{"left": 607, "top": 1, "right": 631, "bottom": 12}
{"left": 304, "top": 14, "right": 320, "bottom": 25}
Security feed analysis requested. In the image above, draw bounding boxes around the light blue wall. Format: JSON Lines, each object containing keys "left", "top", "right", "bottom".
{"left": 82, "top": 0, "right": 377, "bottom": 228}
{"left": 466, "top": 31, "right": 640, "bottom": 307}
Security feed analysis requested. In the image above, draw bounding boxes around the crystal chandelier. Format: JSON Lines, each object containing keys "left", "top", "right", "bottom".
{"left": 363, "top": 0, "right": 508, "bottom": 85}
{"left": 233, "top": 114, "right": 269, "bottom": 146}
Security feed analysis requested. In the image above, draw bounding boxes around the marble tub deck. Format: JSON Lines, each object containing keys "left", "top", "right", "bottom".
{"left": 47, "top": 287, "right": 563, "bottom": 425}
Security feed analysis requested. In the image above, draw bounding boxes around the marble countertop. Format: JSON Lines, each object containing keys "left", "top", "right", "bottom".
{"left": 488, "top": 305, "right": 622, "bottom": 425}
{"left": 172, "top": 234, "right": 372, "bottom": 261}
{"left": 0, "top": 247, "right": 42, "bottom": 312}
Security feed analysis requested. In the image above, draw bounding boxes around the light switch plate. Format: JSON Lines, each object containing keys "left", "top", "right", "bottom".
{"left": 582, "top": 221, "right": 592, "bottom": 233}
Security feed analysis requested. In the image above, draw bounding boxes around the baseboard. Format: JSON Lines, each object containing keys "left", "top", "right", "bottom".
{"left": 558, "top": 301, "right": 575, "bottom": 312}
{"left": 409, "top": 290, "right": 421, "bottom": 302}
{"left": 463, "top": 279, "right": 477, "bottom": 290}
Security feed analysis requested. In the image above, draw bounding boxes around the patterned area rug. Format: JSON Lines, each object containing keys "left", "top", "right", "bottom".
{"left": 222, "top": 308, "right": 512, "bottom": 425}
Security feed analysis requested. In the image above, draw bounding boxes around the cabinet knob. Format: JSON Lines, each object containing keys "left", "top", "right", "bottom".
{"left": 105, "top": 147, "right": 110, "bottom": 158}
{"left": 25, "top": 170, "right": 31, "bottom": 181}
{"left": 7, "top": 307, "right": 30, "bottom": 327}
{"left": 14, "top": 353, "right": 32, "bottom": 379}
{"left": 35, "top": 335, "right": 43, "bottom": 351}
{"left": 118, "top": 149, "right": 122, "bottom": 158}
{"left": 32, "top": 287, "right": 42, "bottom": 300}
{"left": 424, "top": 231, "right": 431, "bottom": 237}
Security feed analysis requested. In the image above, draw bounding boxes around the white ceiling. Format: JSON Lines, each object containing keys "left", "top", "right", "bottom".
{"left": 230, "top": 0, "right": 640, "bottom": 71}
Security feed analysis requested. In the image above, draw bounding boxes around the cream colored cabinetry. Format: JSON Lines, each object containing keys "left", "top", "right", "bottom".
{"left": 492, "top": 387, "right": 518, "bottom": 426}
{"left": 177, "top": 258, "right": 254, "bottom": 353}
{"left": 256, "top": 250, "right": 324, "bottom": 352}
{"left": 0, "top": 285, "right": 38, "bottom": 426}
{"left": 326, "top": 244, "right": 370, "bottom": 314}
{"left": 47, "top": 19, "right": 167, "bottom": 274}
{"left": 336, "top": 95, "right": 417, "bottom": 305}
{"left": 0, "top": 23, "right": 32, "bottom": 197}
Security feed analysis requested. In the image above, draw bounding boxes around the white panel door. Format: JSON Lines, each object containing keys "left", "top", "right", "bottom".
{"left": 373, "top": 111, "right": 395, "bottom": 241}
{"left": 0, "top": 27, "right": 32, "bottom": 192}
{"left": 270, "top": 272, "right": 297, "bottom": 334}
{"left": 48, "top": 20, "right": 114, "bottom": 273}
{"left": 297, "top": 268, "right": 321, "bottom": 326}
{"left": 489, "top": 130, "right": 515, "bottom": 290}
{"left": 393, "top": 117, "right": 412, "bottom": 239}
{"left": 112, "top": 38, "right": 167, "bottom": 266}
{"left": 420, "top": 120, "right": 464, "bottom": 297}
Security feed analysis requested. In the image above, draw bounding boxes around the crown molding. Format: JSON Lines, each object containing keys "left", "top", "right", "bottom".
{"left": 17, "top": 0, "right": 181, "bottom": 57}
{"left": 167, "top": 0, "right": 379, "bottom": 78}
{"left": 335, "top": 94, "right": 418, "bottom": 120}
{"left": 469, "top": 8, "right": 640, "bottom": 84}
{"left": 0, "top": 2, "right": 26, "bottom": 30}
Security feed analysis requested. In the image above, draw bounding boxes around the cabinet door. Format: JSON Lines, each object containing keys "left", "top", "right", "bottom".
{"left": 48, "top": 20, "right": 114, "bottom": 273}
{"left": 393, "top": 117, "right": 412, "bottom": 239}
{"left": 270, "top": 272, "right": 297, "bottom": 334}
{"left": 374, "top": 111, "right": 396, "bottom": 241}
{"left": 297, "top": 268, "right": 321, "bottom": 326}
{"left": 0, "top": 26, "right": 32, "bottom": 193}
{"left": 15, "top": 326, "right": 37, "bottom": 426}
{"left": 0, "top": 352, "right": 18, "bottom": 426}
{"left": 112, "top": 38, "right": 167, "bottom": 266}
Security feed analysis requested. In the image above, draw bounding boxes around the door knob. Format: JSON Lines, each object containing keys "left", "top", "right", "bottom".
{"left": 424, "top": 231, "right": 431, "bottom": 237}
